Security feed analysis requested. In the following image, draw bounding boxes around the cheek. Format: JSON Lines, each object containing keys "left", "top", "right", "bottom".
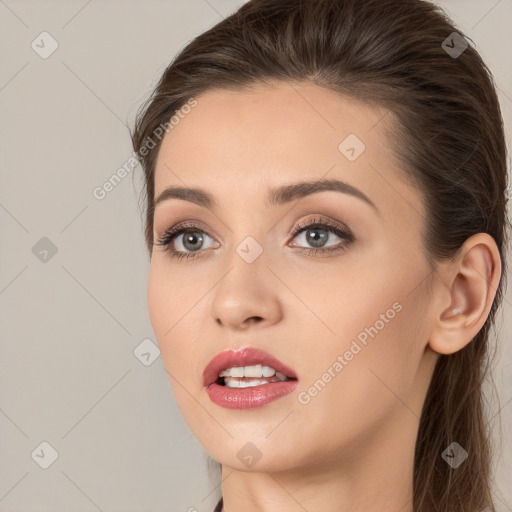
{"left": 291, "top": 299, "right": 425, "bottom": 459}
{"left": 147, "top": 262, "right": 170, "bottom": 340}
{"left": 147, "top": 262, "right": 190, "bottom": 372}
{"left": 291, "top": 251, "right": 428, "bottom": 417}
{"left": 147, "top": 262, "right": 209, "bottom": 432}
{"left": 147, "top": 259, "right": 203, "bottom": 339}
{"left": 147, "top": 259, "right": 208, "bottom": 385}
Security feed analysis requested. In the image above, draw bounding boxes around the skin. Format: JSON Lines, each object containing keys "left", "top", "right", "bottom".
{"left": 147, "top": 81, "right": 501, "bottom": 512}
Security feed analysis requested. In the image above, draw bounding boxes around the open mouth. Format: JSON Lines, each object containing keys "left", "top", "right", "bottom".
{"left": 215, "top": 365, "right": 297, "bottom": 388}
{"left": 203, "top": 348, "right": 298, "bottom": 389}
{"left": 204, "top": 354, "right": 299, "bottom": 409}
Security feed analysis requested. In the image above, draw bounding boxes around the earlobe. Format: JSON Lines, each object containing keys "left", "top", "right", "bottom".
{"left": 428, "top": 233, "right": 502, "bottom": 356}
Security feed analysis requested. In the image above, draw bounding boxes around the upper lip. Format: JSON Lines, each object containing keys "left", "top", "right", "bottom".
{"left": 203, "top": 347, "right": 298, "bottom": 387}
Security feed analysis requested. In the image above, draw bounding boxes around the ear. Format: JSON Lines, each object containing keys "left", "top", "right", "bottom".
{"left": 428, "top": 233, "right": 502, "bottom": 355}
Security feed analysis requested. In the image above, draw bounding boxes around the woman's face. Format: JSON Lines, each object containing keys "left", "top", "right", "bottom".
{"left": 148, "top": 81, "right": 440, "bottom": 472}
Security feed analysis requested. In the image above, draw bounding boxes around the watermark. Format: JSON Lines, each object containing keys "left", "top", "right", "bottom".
{"left": 31, "top": 31, "right": 59, "bottom": 59}
{"left": 441, "top": 442, "right": 468, "bottom": 469}
{"left": 31, "top": 441, "right": 59, "bottom": 469}
{"left": 298, "top": 301, "right": 403, "bottom": 405}
{"left": 92, "top": 97, "right": 198, "bottom": 201}
{"left": 32, "top": 236, "right": 58, "bottom": 263}
{"left": 338, "top": 133, "right": 366, "bottom": 161}
{"left": 236, "top": 236, "right": 263, "bottom": 263}
{"left": 441, "top": 32, "right": 468, "bottom": 59}
{"left": 133, "top": 338, "right": 160, "bottom": 366}
{"left": 237, "top": 442, "right": 263, "bottom": 468}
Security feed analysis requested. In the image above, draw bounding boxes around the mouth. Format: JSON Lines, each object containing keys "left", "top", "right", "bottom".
{"left": 203, "top": 347, "right": 298, "bottom": 388}
{"left": 203, "top": 347, "right": 299, "bottom": 410}
{"left": 214, "top": 364, "right": 295, "bottom": 388}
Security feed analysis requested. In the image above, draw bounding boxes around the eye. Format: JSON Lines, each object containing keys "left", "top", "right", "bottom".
{"left": 154, "top": 216, "right": 354, "bottom": 261}
{"left": 288, "top": 217, "right": 354, "bottom": 255}
{"left": 153, "top": 222, "right": 218, "bottom": 261}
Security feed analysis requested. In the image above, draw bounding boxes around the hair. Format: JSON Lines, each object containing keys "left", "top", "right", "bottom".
{"left": 130, "top": 0, "right": 509, "bottom": 510}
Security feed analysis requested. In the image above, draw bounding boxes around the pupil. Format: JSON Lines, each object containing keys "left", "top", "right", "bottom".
{"left": 183, "top": 231, "right": 203, "bottom": 251}
{"left": 306, "top": 228, "right": 327, "bottom": 247}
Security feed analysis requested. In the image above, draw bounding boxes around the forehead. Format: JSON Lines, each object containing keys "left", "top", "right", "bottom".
{"left": 153, "top": 81, "right": 419, "bottom": 221}
{"left": 157, "top": 82, "right": 391, "bottom": 163}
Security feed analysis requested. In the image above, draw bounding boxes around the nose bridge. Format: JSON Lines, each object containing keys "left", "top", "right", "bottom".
{"left": 234, "top": 232, "right": 266, "bottom": 266}
{"left": 221, "top": 232, "right": 269, "bottom": 300}
{"left": 220, "top": 202, "right": 270, "bottom": 267}
{"left": 210, "top": 230, "right": 282, "bottom": 328}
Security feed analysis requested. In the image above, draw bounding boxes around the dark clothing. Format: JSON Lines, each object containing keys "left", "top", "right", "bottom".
{"left": 213, "top": 496, "right": 223, "bottom": 512}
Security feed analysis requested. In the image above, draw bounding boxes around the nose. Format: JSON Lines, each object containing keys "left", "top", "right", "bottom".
{"left": 210, "top": 255, "right": 283, "bottom": 330}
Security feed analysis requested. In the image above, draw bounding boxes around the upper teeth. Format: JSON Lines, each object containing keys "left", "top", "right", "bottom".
{"left": 219, "top": 364, "right": 286, "bottom": 379}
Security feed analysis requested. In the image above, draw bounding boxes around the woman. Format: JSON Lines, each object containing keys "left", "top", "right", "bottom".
{"left": 131, "top": 0, "right": 508, "bottom": 510}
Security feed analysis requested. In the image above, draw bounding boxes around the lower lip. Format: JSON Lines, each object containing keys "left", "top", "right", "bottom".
{"left": 206, "top": 380, "right": 299, "bottom": 410}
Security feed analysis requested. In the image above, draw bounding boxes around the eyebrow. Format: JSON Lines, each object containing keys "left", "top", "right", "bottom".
{"left": 153, "top": 178, "right": 379, "bottom": 214}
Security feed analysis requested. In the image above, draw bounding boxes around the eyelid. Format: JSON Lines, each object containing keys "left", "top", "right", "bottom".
{"left": 154, "top": 218, "right": 222, "bottom": 243}
{"left": 155, "top": 214, "right": 351, "bottom": 241}
{"left": 154, "top": 214, "right": 354, "bottom": 258}
{"left": 287, "top": 214, "right": 353, "bottom": 237}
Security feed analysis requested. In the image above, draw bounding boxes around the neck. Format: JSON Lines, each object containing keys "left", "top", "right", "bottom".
{"left": 219, "top": 406, "right": 417, "bottom": 512}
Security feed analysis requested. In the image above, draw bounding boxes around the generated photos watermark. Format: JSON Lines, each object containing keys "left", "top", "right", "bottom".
{"left": 92, "top": 97, "right": 198, "bottom": 201}
{"left": 298, "top": 301, "right": 403, "bottom": 405}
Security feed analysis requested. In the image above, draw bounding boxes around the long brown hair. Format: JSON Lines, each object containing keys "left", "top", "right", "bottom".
{"left": 130, "top": 0, "right": 508, "bottom": 510}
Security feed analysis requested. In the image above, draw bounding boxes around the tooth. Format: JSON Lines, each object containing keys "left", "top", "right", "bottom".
{"left": 218, "top": 365, "right": 282, "bottom": 379}
{"left": 275, "top": 371, "right": 288, "bottom": 381}
{"left": 230, "top": 367, "right": 244, "bottom": 377}
{"left": 262, "top": 366, "right": 276, "bottom": 377}
{"left": 224, "top": 378, "right": 270, "bottom": 388}
{"left": 244, "top": 364, "right": 262, "bottom": 377}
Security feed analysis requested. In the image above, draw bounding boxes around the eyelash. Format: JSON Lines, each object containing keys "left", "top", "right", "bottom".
{"left": 153, "top": 217, "right": 354, "bottom": 261}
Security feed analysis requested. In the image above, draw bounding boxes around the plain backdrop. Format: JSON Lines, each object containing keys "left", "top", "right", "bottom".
{"left": 0, "top": 1, "right": 511, "bottom": 511}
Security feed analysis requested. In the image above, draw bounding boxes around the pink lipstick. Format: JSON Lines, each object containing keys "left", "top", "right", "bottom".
{"left": 203, "top": 347, "right": 298, "bottom": 410}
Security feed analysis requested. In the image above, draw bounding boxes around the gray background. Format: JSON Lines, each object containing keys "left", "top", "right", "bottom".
{"left": 0, "top": 1, "right": 510, "bottom": 511}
